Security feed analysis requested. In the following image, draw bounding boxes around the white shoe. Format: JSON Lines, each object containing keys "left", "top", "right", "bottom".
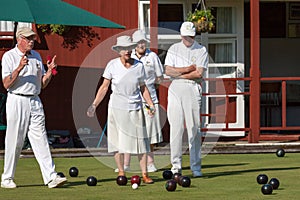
{"left": 171, "top": 168, "right": 182, "bottom": 174}
{"left": 147, "top": 164, "right": 158, "bottom": 172}
{"left": 1, "top": 179, "right": 17, "bottom": 188}
{"left": 114, "top": 166, "right": 130, "bottom": 173}
{"left": 48, "top": 175, "right": 67, "bottom": 188}
{"left": 192, "top": 171, "right": 203, "bottom": 178}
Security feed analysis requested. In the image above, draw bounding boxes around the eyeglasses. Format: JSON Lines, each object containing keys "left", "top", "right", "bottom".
{"left": 20, "top": 35, "right": 36, "bottom": 42}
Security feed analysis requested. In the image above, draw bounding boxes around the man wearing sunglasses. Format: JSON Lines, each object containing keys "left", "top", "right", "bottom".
{"left": 1, "top": 27, "right": 66, "bottom": 188}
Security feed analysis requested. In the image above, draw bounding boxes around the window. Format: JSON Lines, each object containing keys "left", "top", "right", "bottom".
{"left": 0, "top": 21, "right": 31, "bottom": 39}
{"left": 288, "top": 3, "right": 300, "bottom": 38}
{"left": 158, "top": 4, "right": 184, "bottom": 34}
{"left": 244, "top": 2, "right": 286, "bottom": 38}
{"left": 289, "top": 3, "right": 300, "bottom": 20}
{"left": 138, "top": 1, "right": 184, "bottom": 34}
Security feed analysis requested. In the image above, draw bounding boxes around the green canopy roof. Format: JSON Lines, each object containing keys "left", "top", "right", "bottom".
{"left": 0, "top": 0, "right": 124, "bottom": 29}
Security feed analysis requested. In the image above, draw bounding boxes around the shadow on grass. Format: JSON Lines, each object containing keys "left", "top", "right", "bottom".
{"left": 202, "top": 163, "right": 249, "bottom": 169}
{"left": 152, "top": 164, "right": 300, "bottom": 182}
{"left": 98, "top": 177, "right": 119, "bottom": 183}
{"left": 18, "top": 184, "right": 45, "bottom": 188}
{"left": 204, "top": 166, "right": 300, "bottom": 179}
{"left": 66, "top": 177, "right": 116, "bottom": 187}
{"left": 66, "top": 180, "right": 87, "bottom": 187}
{"left": 159, "top": 163, "right": 249, "bottom": 172}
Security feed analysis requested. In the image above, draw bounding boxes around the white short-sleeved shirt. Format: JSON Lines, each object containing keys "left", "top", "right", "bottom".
{"left": 1, "top": 46, "right": 45, "bottom": 95}
{"left": 164, "top": 40, "right": 208, "bottom": 81}
{"left": 131, "top": 49, "right": 164, "bottom": 103}
{"left": 103, "top": 57, "right": 146, "bottom": 111}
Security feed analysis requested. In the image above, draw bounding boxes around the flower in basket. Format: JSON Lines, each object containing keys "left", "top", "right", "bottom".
{"left": 187, "top": 9, "right": 215, "bottom": 33}
{"left": 37, "top": 24, "right": 70, "bottom": 36}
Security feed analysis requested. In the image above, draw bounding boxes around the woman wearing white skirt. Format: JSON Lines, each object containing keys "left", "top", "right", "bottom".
{"left": 122, "top": 30, "right": 164, "bottom": 172}
{"left": 87, "top": 35, "right": 155, "bottom": 184}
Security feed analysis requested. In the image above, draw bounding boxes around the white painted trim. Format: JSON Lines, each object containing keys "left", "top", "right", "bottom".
{"left": 139, "top": 0, "right": 246, "bottom": 136}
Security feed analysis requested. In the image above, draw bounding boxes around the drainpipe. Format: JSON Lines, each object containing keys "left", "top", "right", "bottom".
{"left": 249, "top": 0, "right": 260, "bottom": 143}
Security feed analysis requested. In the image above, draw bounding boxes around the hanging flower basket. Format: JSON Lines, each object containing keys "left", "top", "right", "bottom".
{"left": 37, "top": 24, "right": 71, "bottom": 36}
{"left": 187, "top": 9, "right": 215, "bottom": 34}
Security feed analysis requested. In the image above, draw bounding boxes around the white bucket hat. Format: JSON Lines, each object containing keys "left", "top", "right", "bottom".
{"left": 111, "top": 36, "right": 136, "bottom": 52}
{"left": 132, "top": 30, "right": 150, "bottom": 43}
{"left": 180, "top": 22, "right": 196, "bottom": 36}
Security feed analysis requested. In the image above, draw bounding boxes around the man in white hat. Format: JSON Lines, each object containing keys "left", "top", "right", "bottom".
{"left": 114, "top": 30, "right": 164, "bottom": 173}
{"left": 1, "top": 27, "right": 67, "bottom": 188}
{"left": 87, "top": 35, "right": 155, "bottom": 184}
{"left": 164, "top": 22, "right": 208, "bottom": 177}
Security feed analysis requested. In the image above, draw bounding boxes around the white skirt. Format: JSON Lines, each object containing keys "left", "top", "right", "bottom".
{"left": 143, "top": 103, "right": 163, "bottom": 144}
{"left": 107, "top": 107, "right": 150, "bottom": 154}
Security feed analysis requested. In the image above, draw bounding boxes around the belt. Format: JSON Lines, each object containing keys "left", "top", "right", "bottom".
{"left": 172, "top": 79, "right": 197, "bottom": 84}
{"left": 9, "top": 92, "right": 36, "bottom": 97}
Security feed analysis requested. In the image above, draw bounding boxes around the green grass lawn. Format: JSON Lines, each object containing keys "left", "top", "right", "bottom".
{"left": 0, "top": 153, "right": 300, "bottom": 200}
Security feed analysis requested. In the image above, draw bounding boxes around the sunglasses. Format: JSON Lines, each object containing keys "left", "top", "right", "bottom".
{"left": 20, "top": 35, "right": 36, "bottom": 42}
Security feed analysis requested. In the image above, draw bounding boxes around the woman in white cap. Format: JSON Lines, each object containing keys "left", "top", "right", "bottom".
{"left": 87, "top": 35, "right": 155, "bottom": 184}
{"left": 115, "top": 30, "right": 164, "bottom": 173}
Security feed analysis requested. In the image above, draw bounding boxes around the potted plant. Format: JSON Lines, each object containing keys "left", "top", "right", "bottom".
{"left": 186, "top": 9, "right": 215, "bottom": 34}
{"left": 37, "top": 24, "right": 71, "bottom": 36}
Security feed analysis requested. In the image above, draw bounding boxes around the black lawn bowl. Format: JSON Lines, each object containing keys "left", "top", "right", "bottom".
{"left": 116, "top": 175, "right": 128, "bottom": 186}
{"left": 86, "top": 176, "right": 97, "bottom": 186}
{"left": 57, "top": 172, "right": 65, "bottom": 178}
{"left": 261, "top": 184, "right": 273, "bottom": 195}
{"left": 268, "top": 178, "right": 280, "bottom": 190}
{"left": 172, "top": 172, "right": 182, "bottom": 183}
{"left": 181, "top": 176, "right": 191, "bottom": 187}
{"left": 178, "top": 176, "right": 184, "bottom": 186}
{"left": 257, "top": 174, "right": 268, "bottom": 184}
{"left": 69, "top": 167, "right": 79, "bottom": 177}
{"left": 165, "top": 180, "right": 177, "bottom": 192}
{"left": 162, "top": 170, "right": 173, "bottom": 180}
{"left": 276, "top": 149, "right": 285, "bottom": 157}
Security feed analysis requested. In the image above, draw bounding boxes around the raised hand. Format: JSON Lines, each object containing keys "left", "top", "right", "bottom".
{"left": 19, "top": 54, "right": 28, "bottom": 69}
{"left": 47, "top": 55, "right": 58, "bottom": 75}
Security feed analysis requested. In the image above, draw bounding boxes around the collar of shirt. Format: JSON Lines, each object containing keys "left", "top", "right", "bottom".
{"left": 180, "top": 40, "right": 197, "bottom": 50}
{"left": 15, "top": 45, "right": 32, "bottom": 57}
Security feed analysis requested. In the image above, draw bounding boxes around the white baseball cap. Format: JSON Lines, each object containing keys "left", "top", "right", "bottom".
{"left": 180, "top": 22, "right": 196, "bottom": 36}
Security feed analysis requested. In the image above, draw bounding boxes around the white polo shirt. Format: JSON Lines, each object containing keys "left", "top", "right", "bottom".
{"left": 164, "top": 40, "right": 208, "bottom": 81}
{"left": 103, "top": 57, "right": 146, "bottom": 111}
{"left": 1, "top": 46, "right": 45, "bottom": 95}
{"left": 131, "top": 49, "right": 164, "bottom": 103}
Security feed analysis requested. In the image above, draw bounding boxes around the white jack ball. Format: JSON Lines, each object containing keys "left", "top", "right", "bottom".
{"left": 132, "top": 183, "right": 138, "bottom": 189}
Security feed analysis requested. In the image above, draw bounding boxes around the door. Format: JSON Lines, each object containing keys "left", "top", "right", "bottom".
{"left": 200, "top": 0, "right": 245, "bottom": 136}
{"left": 138, "top": 0, "right": 245, "bottom": 137}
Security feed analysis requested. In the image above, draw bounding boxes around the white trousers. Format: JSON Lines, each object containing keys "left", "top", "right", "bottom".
{"left": 167, "top": 79, "right": 202, "bottom": 172}
{"left": 1, "top": 93, "right": 56, "bottom": 184}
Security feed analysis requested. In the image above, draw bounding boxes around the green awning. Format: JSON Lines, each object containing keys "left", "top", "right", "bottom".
{"left": 0, "top": 0, "right": 124, "bottom": 29}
